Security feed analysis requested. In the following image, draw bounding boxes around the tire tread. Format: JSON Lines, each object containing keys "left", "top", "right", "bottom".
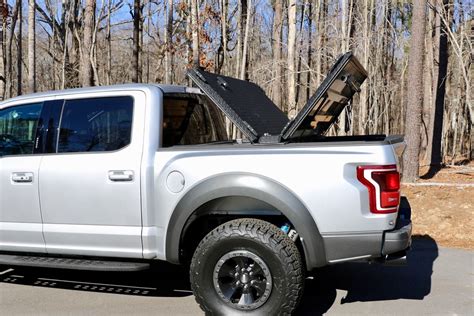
{"left": 190, "top": 218, "right": 304, "bottom": 315}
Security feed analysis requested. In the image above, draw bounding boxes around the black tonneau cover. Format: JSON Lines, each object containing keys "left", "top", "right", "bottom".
{"left": 187, "top": 52, "right": 367, "bottom": 143}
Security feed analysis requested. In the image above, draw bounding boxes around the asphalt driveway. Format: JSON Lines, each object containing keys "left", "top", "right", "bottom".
{"left": 1, "top": 238, "right": 472, "bottom": 315}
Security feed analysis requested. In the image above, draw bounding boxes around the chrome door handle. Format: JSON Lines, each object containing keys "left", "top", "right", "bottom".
{"left": 108, "top": 170, "right": 134, "bottom": 182}
{"left": 12, "top": 172, "right": 34, "bottom": 183}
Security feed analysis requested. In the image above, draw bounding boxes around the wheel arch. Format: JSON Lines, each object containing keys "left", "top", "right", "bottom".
{"left": 165, "top": 173, "right": 326, "bottom": 269}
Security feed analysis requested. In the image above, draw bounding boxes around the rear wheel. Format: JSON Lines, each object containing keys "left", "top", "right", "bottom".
{"left": 190, "top": 218, "right": 305, "bottom": 315}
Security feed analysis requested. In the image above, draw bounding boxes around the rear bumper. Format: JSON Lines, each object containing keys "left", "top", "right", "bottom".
{"left": 382, "top": 196, "right": 412, "bottom": 255}
{"left": 322, "top": 196, "right": 412, "bottom": 265}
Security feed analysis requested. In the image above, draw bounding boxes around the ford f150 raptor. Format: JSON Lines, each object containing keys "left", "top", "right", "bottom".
{"left": 0, "top": 52, "right": 412, "bottom": 315}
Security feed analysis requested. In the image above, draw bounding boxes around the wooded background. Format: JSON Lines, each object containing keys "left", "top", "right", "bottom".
{"left": 0, "top": 0, "right": 472, "bottom": 180}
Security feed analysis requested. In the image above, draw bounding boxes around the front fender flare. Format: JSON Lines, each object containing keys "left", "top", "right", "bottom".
{"left": 165, "top": 173, "right": 326, "bottom": 269}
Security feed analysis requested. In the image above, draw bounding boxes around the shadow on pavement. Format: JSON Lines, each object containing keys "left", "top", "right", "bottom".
{"left": 0, "top": 261, "right": 192, "bottom": 298}
{"left": 296, "top": 236, "right": 438, "bottom": 315}
{"left": 1, "top": 237, "right": 438, "bottom": 312}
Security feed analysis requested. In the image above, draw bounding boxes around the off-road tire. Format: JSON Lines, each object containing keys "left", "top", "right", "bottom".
{"left": 190, "top": 218, "right": 305, "bottom": 315}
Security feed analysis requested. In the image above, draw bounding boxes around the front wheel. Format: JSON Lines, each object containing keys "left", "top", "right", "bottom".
{"left": 190, "top": 218, "right": 305, "bottom": 315}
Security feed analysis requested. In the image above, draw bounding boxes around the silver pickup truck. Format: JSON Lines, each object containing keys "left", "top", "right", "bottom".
{"left": 0, "top": 53, "right": 411, "bottom": 315}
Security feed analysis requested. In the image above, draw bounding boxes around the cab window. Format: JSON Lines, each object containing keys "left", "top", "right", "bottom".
{"left": 162, "top": 94, "right": 228, "bottom": 147}
{"left": 58, "top": 96, "right": 133, "bottom": 153}
{"left": 0, "top": 103, "right": 43, "bottom": 156}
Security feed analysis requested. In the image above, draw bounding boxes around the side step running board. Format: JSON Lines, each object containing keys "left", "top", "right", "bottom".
{"left": 0, "top": 254, "right": 150, "bottom": 272}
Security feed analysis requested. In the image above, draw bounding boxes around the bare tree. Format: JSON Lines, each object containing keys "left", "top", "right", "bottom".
{"left": 305, "top": 1, "right": 313, "bottom": 102}
{"left": 427, "top": 0, "right": 449, "bottom": 171}
{"left": 357, "top": 0, "right": 374, "bottom": 135}
{"left": 69, "top": 0, "right": 81, "bottom": 87}
{"left": 132, "top": 0, "right": 141, "bottom": 82}
{"left": 27, "top": 0, "right": 35, "bottom": 93}
{"left": 5, "top": 0, "right": 20, "bottom": 98}
{"left": 106, "top": 0, "right": 112, "bottom": 85}
{"left": 60, "top": 0, "right": 71, "bottom": 89}
{"left": 165, "top": 0, "right": 173, "bottom": 83}
{"left": 81, "top": 0, "right": 95, "bottom": 86}
{"left": 0, "top": 0, "right": 5, "bottom": 100}
{"left": 314, "top": 0, "right": 325, "bottom": 88}
{"left": 271, "top": 0, "right": 283, "bottom": 108}
{"left": 239, "top": 0, "right": 251, "bottom": 80}
{"left": 216, "top": 0, "right": 228, "bottom": 74}
{"left": 287, "top": 0, "right": 297, "bottom": 118}
{"left": 16, "top": 0, "right": 21, "bottom": 95}
{"left": 190, "top": 0, "right": 199, "bottom": 67}
{"left": 403, "top": 0, "right": 427, "bottom": 182}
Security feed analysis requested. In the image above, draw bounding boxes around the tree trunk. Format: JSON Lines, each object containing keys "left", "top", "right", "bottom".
{"left": 132, "top": 0, "right": 141, "bottom": 82}
{"left": 185, "top": 0, "right": 192, "bottom": 77}
{"left": 139, "top": 1, "right": 143, "bottom": 79}
{"left": 191, "top": 0, "right": 199, "bottom": 67}
{"left": 81, "top": 0, "right": 94, "bottom": 87}
{"left": 295, "top": 2, "right": 307, "bottom": 106}
{"left": 165, "top": 0, "right": 173, "bottom": 84}
{"left": 422, "top": 5, "right": 435, "bottom": 160}
{"left": 314, "top": 0, "right": 325, "bottom": 88}
{"left": 27, "top": 0, "right": 36, "bottom": 93}
{"left": 69, "top": 0, "right": 81, "bottom": 87}
{"left": 51, "top": 2, "right": 57, "bottom": 90}
{"left": 16, "top": 1, "right": 22, "bottom": 95}
{"left": 338, "top": 0, "right": 351, "bottom": 135}
{"left": 145, "top": 0, "right": 152, "bottom": 83}
{"left": 402, "top": 0, "right": 427, "bottom": 182}
{"left": 427, "top": 0, "right": 449, "bottom": 170}
{"left": 0, "top": 0, "right": 6, "bottom": 100}
{"left": 240, "top": 0, "right": 251, "bottom": 80}
{"left": 5, "top": 0, "right": 20, "bottom": 98}
{"left": 106, "top": 0, "right": 112, "bottom": 85}
{"left": 287, "top": 0, "right": 297, "bottom": 118}
{"left": 357, "top": 0, "right": 370, "bottom": 134}
{"left": 217, "top": 0, "right": 228, "bottom": 74}
{"left": 60, "top": 0, "right": 71, "bottom": 89}
{"left": 305, "top": 2, "right": 312, "bottom": 103}
{"left": 90, "top": 1, "right": 102, "bottom": 86}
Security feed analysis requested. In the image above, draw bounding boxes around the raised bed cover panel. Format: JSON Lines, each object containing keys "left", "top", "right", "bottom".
{"left": 187, "top": 69, "right": 289, "bottom": 142}
{"left": 281, "top": 52, "right": 368, "bottom": 140}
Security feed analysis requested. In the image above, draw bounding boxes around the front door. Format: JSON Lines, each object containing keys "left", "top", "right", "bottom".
{"left": 39, "top": 94, "right": 144, "bottom": 258}
{"left": 0, "top": 102, "right": 45, "bottom": 253}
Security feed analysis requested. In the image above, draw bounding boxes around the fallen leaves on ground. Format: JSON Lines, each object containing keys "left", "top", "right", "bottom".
{"left": 403, "top": 162, "right": 473, "bottom": 249}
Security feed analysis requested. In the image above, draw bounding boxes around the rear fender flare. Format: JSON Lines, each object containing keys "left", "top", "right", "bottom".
{"left": 165, "top": 173, "right": 326, "bottom": 269}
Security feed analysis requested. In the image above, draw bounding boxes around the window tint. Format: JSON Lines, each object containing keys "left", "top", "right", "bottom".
{"left": 162, "top": 95, "right": 228, "bottom": 147}
{"left": 58, "top": 96, "right": 133, "bottom": 153}
{"left": 0, "top": 103, "right": 43, "bottom": 156}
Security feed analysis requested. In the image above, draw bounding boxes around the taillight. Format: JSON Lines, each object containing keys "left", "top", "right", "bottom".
{"left": 357, "top": 165, "right": 400, "bottom": 214}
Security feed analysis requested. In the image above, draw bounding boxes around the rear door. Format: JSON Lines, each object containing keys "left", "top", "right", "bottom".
{"left": 0, "top": 102, "right": 45, "bottom": 253}
{"left": 188, "top": 52, "right": 367, "bottom": 142}
{"left": 39, "top": 93, "right": 145, "bottom": 258}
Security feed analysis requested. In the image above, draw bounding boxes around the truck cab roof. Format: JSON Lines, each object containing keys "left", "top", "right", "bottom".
{"left": 0, "top": 83, "right": 202, "bottom": 106}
